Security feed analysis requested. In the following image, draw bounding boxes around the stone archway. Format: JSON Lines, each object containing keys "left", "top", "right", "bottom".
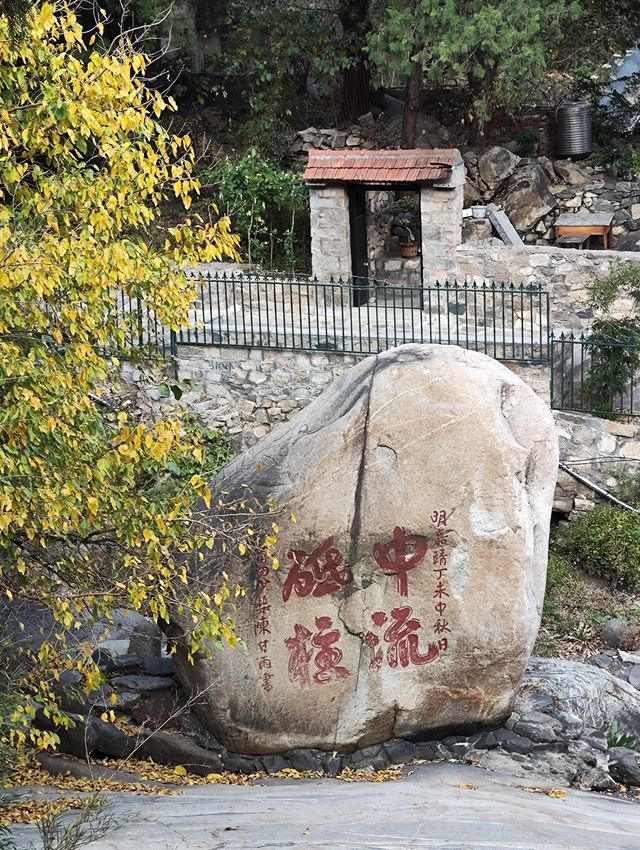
{"left": 304, "top": 149, "right": 466, "bottom": 295}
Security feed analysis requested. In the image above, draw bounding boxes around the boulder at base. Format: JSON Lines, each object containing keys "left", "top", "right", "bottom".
{"left": 174, "top": 344, "right": 559, "bottom": 754}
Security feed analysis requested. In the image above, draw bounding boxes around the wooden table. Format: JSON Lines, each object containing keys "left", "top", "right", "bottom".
{"left": 554, "top": 212, "right": 614, "bottom": 250}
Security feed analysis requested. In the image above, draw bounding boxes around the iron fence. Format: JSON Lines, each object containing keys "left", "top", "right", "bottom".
{"left": 115, "top": 291, "right": 177, "bottom": 362}
{"left": 169, "top": 273, "right": 550, "bottom": 363}
{"left": 112, "top": 276, "right": 640, "bottom": 419}
{"left": 551, "top": 332, "right": 640, "bottom": 417}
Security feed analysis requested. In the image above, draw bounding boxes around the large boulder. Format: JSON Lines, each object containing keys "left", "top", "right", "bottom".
{"left": 495, "top": 161, "right": 557, "bottom": 232}
{"left": 463, "top": 179, "right": 483, "bottom": 207}
{"left": 174, "top": 345, "right": 558, "bottom": 754}
{"left": 614, "top": 231, "right": 640, "bottom": 251}
{"left": 477, "top": 146, "right": 520, "bottom": 194}
{"left": 518, "top": 658, "right": 640, "bottom": 740}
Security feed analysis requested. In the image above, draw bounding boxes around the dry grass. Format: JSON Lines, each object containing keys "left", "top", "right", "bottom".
{"left": 536, "top": 552, "right": 640, "bottom": 658}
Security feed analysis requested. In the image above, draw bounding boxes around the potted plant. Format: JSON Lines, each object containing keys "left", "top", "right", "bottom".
{"left": 381, "top": 194, "right": 421, "bottom": 258}
{"left": 399, "top": 226, "right": 419, "bottom": 258}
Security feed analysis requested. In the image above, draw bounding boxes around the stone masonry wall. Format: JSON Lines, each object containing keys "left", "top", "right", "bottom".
{"left": 141, "top": 346, "right": 549, "bottom": 452}
{"left": 428, "top": 244, "right": 640, "bottom": 332}
{"left": 421, "top": 183, "right": 464, "bottom": 265}
{"left": 554, "top": 413, "right": 640, "bottom": 513}
{"left": 126, "top": 346, "right": 640, "bottom": 519}
{"left": 172, "top": 346, "right": 361, "bottom": 449}
{"left": 309, "top": 186, "right": 351, "bottom": 281}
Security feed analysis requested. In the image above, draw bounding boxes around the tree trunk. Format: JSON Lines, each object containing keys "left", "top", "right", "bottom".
{"left": 336, "top": 0, "right": 372, "bottom": 124}
{"left": 337, "top": 59, "right": 372, "bottom": 124}
{"left": 467, "top": 63, "right": 497, "bottom": 147}
{"left": 401, "top": 60, "right": 423, "bottom": 149}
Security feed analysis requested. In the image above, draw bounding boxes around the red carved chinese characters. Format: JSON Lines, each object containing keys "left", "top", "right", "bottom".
{"left": 274, "top": 517, "right": 454, "bottom": 688}
{"left": 284, "top": 616, "right": 351, "bottom": 687}
{"left": 373, "top": 526, "right": 428, "bottom": 597}
{"left": 284, "top": 623, "right": 313, "bottom": 687}
{"left": 431, "top": 510, "right": 452, "bottom": 643}
{"left": 365, "top": 606, "right": 440, "bottom": 669}
{"left": 282, "top": 537, "right": 353, "bottom": 602}
{"left": 364, "top": 630, "right": 383, "bottom": 670}
{"left": 312, "top": 616, "right": 350, "bottom": 683}
{"left": 254, "top": 552, "right": 274, "bottom": 692}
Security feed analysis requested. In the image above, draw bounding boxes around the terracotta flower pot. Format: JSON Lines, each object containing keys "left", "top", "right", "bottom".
{"left": 400, "top": 241, "right": 419, "bottom": 259}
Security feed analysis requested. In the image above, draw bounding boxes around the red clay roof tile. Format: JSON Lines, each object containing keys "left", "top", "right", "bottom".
{"left": 304, "top": 148, "right": 459, "bottom": 184}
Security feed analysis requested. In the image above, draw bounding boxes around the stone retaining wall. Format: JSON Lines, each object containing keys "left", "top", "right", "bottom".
{"left": 429, "top": 244, "right": 640, "bottom": 332}
{"left": 127, "top": 346, "right": 640, "bottom": 517}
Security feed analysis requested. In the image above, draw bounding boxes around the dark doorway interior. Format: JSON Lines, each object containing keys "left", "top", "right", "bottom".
{"left": 348, "top": 185, "right": 369, "bottom": 307}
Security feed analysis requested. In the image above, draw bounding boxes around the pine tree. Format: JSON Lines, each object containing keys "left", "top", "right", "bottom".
{"left": 369, "top": 0, "right": 581, "bottom": 146}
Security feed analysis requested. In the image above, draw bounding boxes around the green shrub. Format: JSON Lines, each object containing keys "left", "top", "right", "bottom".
{"left": 612, "top": 470, "right": 640, "bottom": 509}
{"left": 542, "top": 552, "right": 582, "bottom": 629}
{"left": 203, "top": 149, "right": 310, "bottom": 273}
{"left": 557, "top": 506, "right": 640, "bottom": 588}
{"left": 545, "top": 551, "right": 579, "bottom": 592}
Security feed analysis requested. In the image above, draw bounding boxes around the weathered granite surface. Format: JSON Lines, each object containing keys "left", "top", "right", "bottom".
{"left": 172, "top": 343, "right": 558, "bottom": 753}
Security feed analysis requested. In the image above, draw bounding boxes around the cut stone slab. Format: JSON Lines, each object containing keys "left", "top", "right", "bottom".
{"left": 489, "top": 209, "right": 525, "bottom": 247}
{"left": 173, "top": 344, "right": 558, "bottom": 754}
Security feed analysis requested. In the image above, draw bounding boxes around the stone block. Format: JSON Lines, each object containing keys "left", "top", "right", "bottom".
{"left": 605, "top": 421, "right": 636, "bottom": 438}
{"left": 597, "top": 433, "right": 617, "bottom": 454}
{"left": 384, "top": 259, "right": 403, "bottom": 271}
{"left": 529, "top": 253, "right": 552, "bottom": 267}
{"left": 620, "top": 440, "right": 640, "bottom": 460}
{"left": 317, "top": 242, "right": 349, "bottom": 265}
{"left": 110, "top": 674, "right": 175, "bottom": 693}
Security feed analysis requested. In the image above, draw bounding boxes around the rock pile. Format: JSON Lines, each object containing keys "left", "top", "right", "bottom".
{"left": 290, "top": 112, "right": 450, "bottom": 160}
{"left": 291, "top": 111, "right": 396, "bottom": 157}
{"left": 48, "top": 646, "right": 640, "bottom": 791}
{"left": 464, "top": 147, "right": 640, "bottom": 247}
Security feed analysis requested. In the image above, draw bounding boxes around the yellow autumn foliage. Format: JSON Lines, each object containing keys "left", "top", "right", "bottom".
{"left": 0, "top": 1, "right": 252, "bottom": 756}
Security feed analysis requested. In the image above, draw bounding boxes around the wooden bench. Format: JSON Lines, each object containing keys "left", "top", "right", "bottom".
{"left": 555, "top": 234, "right": 590, "bottom": 249}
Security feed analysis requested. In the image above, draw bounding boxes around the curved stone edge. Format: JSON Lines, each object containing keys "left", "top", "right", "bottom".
{"left": 51, "top": 655, "right": 640, "bottom": 792}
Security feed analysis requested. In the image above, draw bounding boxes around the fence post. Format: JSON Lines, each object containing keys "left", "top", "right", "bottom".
{"left": 549, "top": 331, "right": 555, "bottom": 408}
{"left": 170, "top": 329, "right": 178, "bottom": 380}
{"left": 136, "top": 295, "right": 144, "bottom": 348}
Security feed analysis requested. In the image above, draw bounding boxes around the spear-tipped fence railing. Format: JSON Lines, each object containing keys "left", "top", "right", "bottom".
{"left": 131, "top": 273, "right": 549, "bottom": 363}
{"left": 551, "top": 332, "right": 640, "bottom": 417}
{"left": 114, "top": 290, "right": 178, "bottom": 363}
{"left": 113, "top": 274, "right": 640, "bottom": 418}
{"left": 113, "top": 273, "right": 550, "bottom": 371}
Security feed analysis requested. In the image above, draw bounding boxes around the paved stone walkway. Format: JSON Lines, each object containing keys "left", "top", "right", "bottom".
{"left": 11, "top": 763, "right": 639, "bottom": 850}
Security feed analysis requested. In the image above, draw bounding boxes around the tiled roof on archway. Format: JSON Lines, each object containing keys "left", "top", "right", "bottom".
{"left": 304, "top": 148, "right": 462, "bottom": 184}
